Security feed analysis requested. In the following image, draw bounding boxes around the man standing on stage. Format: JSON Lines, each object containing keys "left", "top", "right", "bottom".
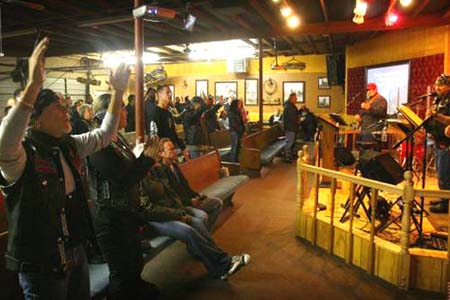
{"left": 357, "top": 83, "right": 387, "bottom": 142}
{"left": 429, "top": 74, "right": 450, "bottom": 213}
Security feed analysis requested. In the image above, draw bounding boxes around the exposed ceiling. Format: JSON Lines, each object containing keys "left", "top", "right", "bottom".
{"left": 1, "top": 0, "right": 450, "bottom": 61}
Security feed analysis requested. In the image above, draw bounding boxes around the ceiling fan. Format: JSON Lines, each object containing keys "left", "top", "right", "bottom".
{"left": 0, "top": 0, "right": 45, "bottom": 11}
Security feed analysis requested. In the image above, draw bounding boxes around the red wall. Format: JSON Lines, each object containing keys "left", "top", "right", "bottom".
{"left": 346, "top": 53, "right": 445, "bottom": 116}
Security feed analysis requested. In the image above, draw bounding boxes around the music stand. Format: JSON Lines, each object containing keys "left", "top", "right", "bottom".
{"left": 390, "top": 105, "right": 430, "bottom": 243}
{"left": 329, "top": 113, "right": 348, "bottom": 126}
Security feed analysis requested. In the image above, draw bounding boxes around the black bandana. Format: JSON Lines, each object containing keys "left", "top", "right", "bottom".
{"left": 31, "top": 89, "right": 59, "bottom": 120}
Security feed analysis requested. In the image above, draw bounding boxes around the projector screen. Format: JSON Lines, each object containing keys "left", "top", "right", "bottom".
{"left": 366, "top": 62, "right": 410, "bottom": 114}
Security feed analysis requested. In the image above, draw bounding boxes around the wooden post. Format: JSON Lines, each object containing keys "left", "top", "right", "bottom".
{"left": 134, "top": 0, "right": 145, "bottom": 144}
{"left": 258, "top": 38, "right": 263, "bottom": 126}
{"left": 329, "top": 177, "right": 336, "bottom": 254}
{"left": 368, "top": 187, "right": 378, "bottom": 275}
{"left": 346, "top": 182, "right": 355, "bottom": 264}
{"left": 312, "top": 161, "right": 320, "bottom": 246}
{"left": 398, "top": 171, "right": 413, "bottom": 290}
{"left": 295, "top": 149, "right": 305, "bottom": 237}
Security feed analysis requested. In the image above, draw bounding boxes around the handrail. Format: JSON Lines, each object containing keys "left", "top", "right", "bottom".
{"left": 297, "top": 162, "right": 403, "bottom": 194}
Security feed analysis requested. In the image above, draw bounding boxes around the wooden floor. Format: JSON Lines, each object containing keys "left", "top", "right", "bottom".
{"left": 141, "top": 159, "right": 443, "bottom": 300}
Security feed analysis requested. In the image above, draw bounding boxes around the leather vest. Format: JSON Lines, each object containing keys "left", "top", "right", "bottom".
{"left": 1, "top": 131, "right": 91, "bottom": 269}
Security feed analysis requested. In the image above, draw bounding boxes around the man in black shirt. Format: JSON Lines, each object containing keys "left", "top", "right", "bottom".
{"left": 147, "top": 85, "right": 188, "bottom": 158}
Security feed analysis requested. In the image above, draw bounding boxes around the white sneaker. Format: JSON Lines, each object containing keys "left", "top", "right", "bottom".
{"left": 220, "top": 254, "right": 251, "bottom": 280}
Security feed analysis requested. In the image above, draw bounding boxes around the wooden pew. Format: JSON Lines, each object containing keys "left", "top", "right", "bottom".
{"left": 239, "top": 124, "right": 285, "bottom": 175}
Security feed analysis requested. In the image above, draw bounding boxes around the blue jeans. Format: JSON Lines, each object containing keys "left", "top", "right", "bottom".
{"left": 230, "top": 131, "right": 242, "bottom": 162}
{"left": 436, "top": 148, "right": 450, "bottom": 202}
{"left": 18, "top": 244, "right": 90, "bottom": 300}
{"left": 148, "top": 214, "right": 231, "bottom": 278}
{"left": 187, "top": 197, "right": 223, "bottom": 230}
{"left": 285, "top": 131, "right": 296, "bottom": 160}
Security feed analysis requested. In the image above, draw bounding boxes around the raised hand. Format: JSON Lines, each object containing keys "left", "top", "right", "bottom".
{"left": 28, "top": 37, "right": 49, "bottom": 86}
{"left": 109, "top": 63, "right": 130, "bottom": 92}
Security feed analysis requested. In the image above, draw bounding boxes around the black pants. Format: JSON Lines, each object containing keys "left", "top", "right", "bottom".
{"left": 95, "top": 208, "right": 156, "bottom": 300}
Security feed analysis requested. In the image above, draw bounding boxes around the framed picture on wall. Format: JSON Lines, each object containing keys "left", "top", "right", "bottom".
{"left": 318, "top": 76, "right": 330, "bottom": 89}
{"left": 215, "top": 81, "right": 237, "bottom": 99}
{"left": 283, "top": 81, "right": 305, "bottom": 103}
{"left": 318, "top": 95, "right": 331, "bottom": 108}
{"left": 245, "top": 79, "right": 258, "bottom": 106}
{"left": 195, "top": 80, "right": 208, "bottom": 97}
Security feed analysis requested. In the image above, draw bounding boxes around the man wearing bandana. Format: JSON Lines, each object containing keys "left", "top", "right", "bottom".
{"left": 428, "top": 74, "right": 450, "bottom": 213}
{"left": 0, "top": 38, "right": 129, "bottom": 299}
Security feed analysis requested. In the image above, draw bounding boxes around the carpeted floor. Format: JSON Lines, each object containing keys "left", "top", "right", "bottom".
{"left": 141, "top": 159, "right": 443, "bottom": 300}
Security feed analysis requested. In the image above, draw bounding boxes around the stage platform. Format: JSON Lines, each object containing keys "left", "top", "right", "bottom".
{"left": 296, "top": 157, "right": 450, "bottom": 294}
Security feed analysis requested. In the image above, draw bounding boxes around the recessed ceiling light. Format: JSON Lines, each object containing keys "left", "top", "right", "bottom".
{"left": 287, "top": 15, "right": 300, "bottom": 28}
{"left": 280, "top": 5, "right": 292, "bottom": 17}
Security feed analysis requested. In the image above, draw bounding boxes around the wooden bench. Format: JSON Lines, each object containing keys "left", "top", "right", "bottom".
{"left": 208, "top": 129, "right": 232, "bottom": 160}
{"left": 239, "top": 124, "right": 285, "bottom": 175}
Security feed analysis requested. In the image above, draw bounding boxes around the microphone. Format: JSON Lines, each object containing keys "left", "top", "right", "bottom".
{"left": 416, "top": 92, "right": 437, "bottom": 99}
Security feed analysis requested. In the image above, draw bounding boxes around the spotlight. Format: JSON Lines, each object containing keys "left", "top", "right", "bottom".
{"left": 353, "top": 1, "right": 367, "bottom": 16}
{"left": 272, "top": 0, "right": 281, "bottom": 2}
{"left": 287, "top": 15, "right": 300, "bottom": 28}
{"left": 280, "top": 5, "right": 292, "bottom": 17}
{"left": 385, "top": 12, "right": 398, "bottom": 26}
{"left": 400, "top": 0, "right": 412, "bottom": 7}
{"left": 352, "top": 14, "right": 364, "bottom": 24}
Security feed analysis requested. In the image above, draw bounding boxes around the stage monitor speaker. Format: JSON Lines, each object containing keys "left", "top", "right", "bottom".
{"left": 335, "top": 146, "right": 355, "bottom": 166}
{"left": 359, "top": 151, "right": 404, "bottom": 185}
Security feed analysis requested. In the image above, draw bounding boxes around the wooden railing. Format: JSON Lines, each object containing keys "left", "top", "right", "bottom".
{"left": 296, "top": 144, "right": 450, "bottom": 291}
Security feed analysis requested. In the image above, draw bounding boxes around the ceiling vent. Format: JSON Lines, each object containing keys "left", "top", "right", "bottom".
{"left": 227, "top": 58, "right": 247, "bottom": 73}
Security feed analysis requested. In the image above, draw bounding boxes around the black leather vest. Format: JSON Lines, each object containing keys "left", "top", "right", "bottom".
{"left": 1, "top": 131, "right": 91, "bottom": 269}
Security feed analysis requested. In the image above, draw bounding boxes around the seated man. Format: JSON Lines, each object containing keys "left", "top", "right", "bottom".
{"left": 140, "top": 173, "right": 250, "bottom": 280}
{"left": 151, "top": 138, "right": 223, "bottom": 229}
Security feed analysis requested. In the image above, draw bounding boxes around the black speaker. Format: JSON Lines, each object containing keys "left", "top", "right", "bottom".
{"left": 335, "top": 146, "right": 355, "bottom": 166}
{"left": 359, "top": 151, "right": 404, "bottom": 185}
{"left": 326, "top": 54, "right": 345, "bottom": 86}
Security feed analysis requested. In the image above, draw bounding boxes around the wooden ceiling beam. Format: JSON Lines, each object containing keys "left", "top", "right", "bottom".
{"left": 284, "top": 38, "right": 305, "bottom": 55}
{"left": 232, "top": 15, "right": 255, "bottom": 33}
{"left": 412, "top": 0, "right": 430, "bottom": 17}
{"left": 284, "top": 14, "right": 449, "bottom": 36}
{"left": 305, "top": 35, "right": 318, "bottom": 53}
{"left": 189, "top": 4, "right": 228, "bottom": 32}
{"left": 249, "top": 0, "right": 279, "bottom": 30}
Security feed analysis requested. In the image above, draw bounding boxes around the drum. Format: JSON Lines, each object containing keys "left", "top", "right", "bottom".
{"left": 397, "top": 142, "right": 424, "bottom": 165}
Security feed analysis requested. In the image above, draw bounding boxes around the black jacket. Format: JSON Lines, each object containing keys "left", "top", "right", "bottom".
{"left": 183, "top": 107, "right": 204, "bottom": 146}
{"left": 204, "top": 103, "right": 222, "bottom": 133}
{"left": 155, "top": 163, "right": 198, "bottom": 206}
{"left": 125, "top": 104, "right": 135, "bottom": 133}
{"left": 1, "top": 131, "right": 92, "bottom": 270}
{"left": 138, "top": 164, "right": 190, "bottom": 222}
{"left": 228, "top": 109, "right": 245, "bottom": 135}
{"left": 283, "top": 100, "right": 299, "bottom": 132}
{"left": 147, "top": 106, "right": 185, "bottom": 150}
{"left": 89, "top": 134, "right": 154, "bottom": 211}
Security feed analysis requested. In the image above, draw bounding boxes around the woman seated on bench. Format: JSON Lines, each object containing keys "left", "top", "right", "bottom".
{"left": 140, "top": 172, "right": 251, "bottom": 280}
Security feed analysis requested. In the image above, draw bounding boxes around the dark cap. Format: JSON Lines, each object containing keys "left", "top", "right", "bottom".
{"left": 31, "top": 89, "right": 59, "bottom": 119}
{"left": 367, "top": 82, "right": 377, "bottom": 90}
{"left": 435, "top": 74, "right": 450, "bottom": 86}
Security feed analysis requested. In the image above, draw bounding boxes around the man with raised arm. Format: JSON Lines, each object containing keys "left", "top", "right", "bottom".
{"left": 0, "top": 37, "right": 129, "bottom": 300}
